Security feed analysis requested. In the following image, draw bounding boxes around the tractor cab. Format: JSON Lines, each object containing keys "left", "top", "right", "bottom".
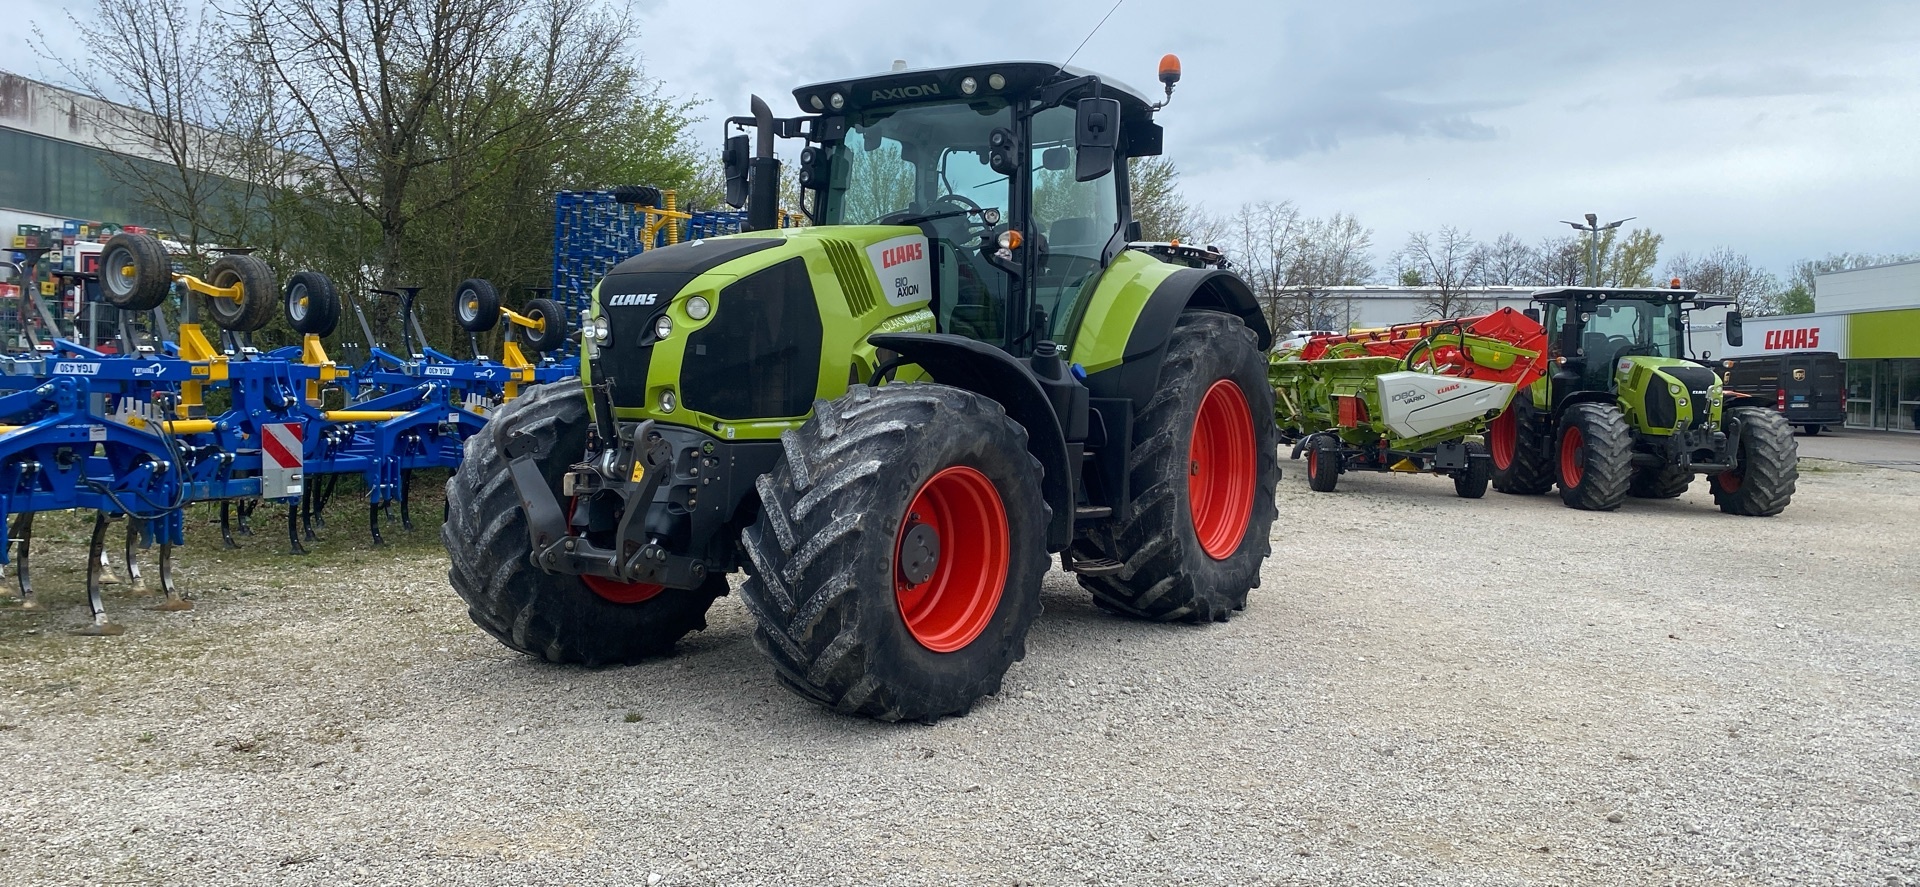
{"left": 1528, "top": 287, "right": 1742, "bottom": 416}
{"left": 737, "top": 60, "right": 1171, "bottom": 356}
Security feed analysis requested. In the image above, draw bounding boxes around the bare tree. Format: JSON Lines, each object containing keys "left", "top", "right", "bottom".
{"left": 1128, "top": 156, "right": 1199, "bottom": 242}
{"left": 1475, "top": 232, "right": 1536, "bottom": 285}
{"left": 1397, "top": 226, "right": 1487, "bottom": 318}
{"left": 1779, "top": 251, "right": 1920, "bottom": 313}
{"left": 1532, "top": 236, "right": 1586, "bottom": 286}
{"left": 1665, "top": 248, "right": 1782, "bottom": 315}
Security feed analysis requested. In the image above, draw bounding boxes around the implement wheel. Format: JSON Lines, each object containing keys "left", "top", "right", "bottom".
{"left": 1490, "top": 393, "right": 1554, "bottom": 495}
{"left": 1075, "top": 311, "right": 1279, "bottom": 623}
{"left": 521, "top": 297, "right": 569, "bottom": 352}
{"left": 455, "top": 279, "right": 500, "bottom": 333}
{"left": 1454, "top": 442, "right": 1491, "bottom": 499}
{"left": 442, "top": 381, "right": 724, "bottom": 665}
{"left": 98, "top": 232, "right": 172, "bottom": 310}
{"left": 1555, "top": 402, "right": 1632, "bottom": 511}
{"left": 204, "top": 254, "right": 278, "bottom": 332}
{"left": 284, "top": 270, "right": 340, "bottom": 336}
{"left": 1306, "top": 434, "right": 1341, "bottom": 493}
{"left": 1712, "top": 407, "right": 1798, "bottom": 516}
{"left": 739, "top": 384, "right": 1047, "bottom": 722}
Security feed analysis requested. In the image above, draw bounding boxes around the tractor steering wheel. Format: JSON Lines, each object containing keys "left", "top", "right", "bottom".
{"left": 872, "top": 194, "right": 990, "bottom": 237}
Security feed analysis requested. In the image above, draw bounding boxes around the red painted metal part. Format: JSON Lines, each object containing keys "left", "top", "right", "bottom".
{"left": 569, "top": 497, "right": 667, "bottom": 605}
{"left": 894, "top": 466, "right": 1009, "bottom": 653}
{"left": 1559, "top": 424, "right": 1586, "bottom": 489}
{"left": 1296, "top": 307, "right": 1549, "bottom": 388}
{"left": 1188, "top": 380, "right": 1256, "bottom": 560}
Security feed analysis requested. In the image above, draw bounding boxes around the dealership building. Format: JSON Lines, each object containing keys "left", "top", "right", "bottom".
{"left": 1691, "top": 260, "right": 1920, "bottom": 432}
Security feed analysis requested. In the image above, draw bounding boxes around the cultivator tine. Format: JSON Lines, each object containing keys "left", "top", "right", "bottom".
{"left": 369, "top": 501, "right": 384, "bottom": 546}
{"left": 220, "top": 501, "right": 239, "bottom": 549}
{"left": 98, "top": 542, "right": 119, "bottom": 585}
{"left": 11, "top": 512, "right": 36, "bottom": 610}
{"left": 288, "top": 503, "right": 307, "bottom": 555}
{"left": 314, "top": 475, "right": 338, "bottom": 529}
{"left": 124, "top": 518, "right": 146, "bottom": 591}
{"left": 76, "top": 512, "right": 124, "bottom": 636}
{"left": 400, "top": 470, "right": 414, "bottom": 532}
{"left": 237, "top": 500, "right": 256, "bottom": 536}
{"left": 300, "top": 478, "right": 318, "bottom": 541}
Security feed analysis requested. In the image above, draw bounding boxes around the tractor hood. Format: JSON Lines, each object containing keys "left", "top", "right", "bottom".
{"left": 1617, "top": 356, "right": 1721, "bottom": 434}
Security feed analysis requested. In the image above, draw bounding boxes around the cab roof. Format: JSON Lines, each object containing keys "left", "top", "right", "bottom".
{"left": 1530, "top": 286, "right": 1732, "bottom": 307}
{"left": 792, "top": 61, "right": 1157, "bottom": 116}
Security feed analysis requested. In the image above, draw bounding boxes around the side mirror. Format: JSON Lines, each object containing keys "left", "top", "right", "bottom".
{"left": 1558, "top": 321, "right": 1583, "bottom": 359}
{"left": 1725, "top": 309, "right": 1744, "bottom": 347}
{"left": 1126, "top": 220, "right": 1142, "bottom": 241}
{"left": 1073, "top": 97, "right": 1119, "bottom": 182}
{"left": 1041, "top": 146, "right": 1070, "bottom": 171}
{"left": 1524, "top": 307, "right": 1541, "bottom": 324}
{"left": 723, "top": 134, "right": 750, "bottom": 208}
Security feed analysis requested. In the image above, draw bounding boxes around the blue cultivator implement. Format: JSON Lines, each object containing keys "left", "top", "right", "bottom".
{"left": 0, "top": 233, "right": 577, "bottom": 632}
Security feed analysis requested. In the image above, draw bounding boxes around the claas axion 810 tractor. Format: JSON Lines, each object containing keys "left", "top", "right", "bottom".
{"left": 1488, "top": 286, "right": 1797, "bottom": 515}
{"left": 443, "top": 58, "right": 1282, "bottom": 722}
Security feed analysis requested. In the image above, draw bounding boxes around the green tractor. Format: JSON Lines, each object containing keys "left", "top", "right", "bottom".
{"left": 1488, "top": 286, "right": 1797, "bottom": 515}
{"left": 443, "top": 58, "right": 1281, "bottom": 722}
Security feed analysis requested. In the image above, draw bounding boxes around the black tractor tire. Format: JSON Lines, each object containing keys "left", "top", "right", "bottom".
{"left": 738, "top": 384, "right": 1048, "bottom": 723}
{"left": 455, "top": 278, "right": 501, "bottom": 333}
{"left": 1074, "top": 311, "right": 1280, "bottom": 623}
{"left": 98, "top": 232, "right": 172, "bottom": 310}
{"left": 1490, "top": 393, "right": 1554, "bottom": 495}
{"left": 1629, "top": 463, "right": 1693, "bottom": 499}
{"left": 1555, "top": 402, "right": 1633, "bottom": 511}
{"left": 1801, "top": 424, "right": 1823, "bottom": 436}
{"left": 283, "top": 270, "right": 341, "bottom": 336}
{"left": 522, "top": 297, "right": 569, "bottom": 352}
{"left": 1453, "top": 442, "right": 1491, "bottom": 499}
{"left": 1306, "top": 433, "right": 1341, "bottom": 493}
{"left": 1711, "top": 407, "right": 1799, "bottom": 517}
{"left": 443, "top": 380, "right": 725, "bottom": 665}
{"left": 204, "top": 254, "right": 278, "bottom": 332}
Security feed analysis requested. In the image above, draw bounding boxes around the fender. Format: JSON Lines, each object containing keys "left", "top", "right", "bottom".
{"left": 868, "top": 332, "right": 1074, "bottom": 551}
{"left": 1085, "top": 268, "right": 1271, "bottom": 411}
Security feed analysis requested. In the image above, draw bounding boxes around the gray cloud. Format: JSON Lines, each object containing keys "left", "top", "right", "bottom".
{"left": 1258, "top": 97, "right": 1506, "bottom": 159}
{"left": 1664, "top": 66, "right": 1862, "bottom": 101}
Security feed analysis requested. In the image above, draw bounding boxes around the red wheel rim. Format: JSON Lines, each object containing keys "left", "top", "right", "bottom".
{"left": 569, "top": 497, "right": 666, "bottom": 604}
{"left": 1306, "top": 447, "right": 1318, "bottom": 479}
{"left": 1717, "top": 469, "right": 1743, "bottom": 493}
{"left": 1490, "top": 409, "right": 1516, "bottom": 470}
{"left": 895, "top": 465, "right": 1008, "bottom": 653}
{"left": 1188, "top": 380, "right": 1257, "bottom": 560}
{"left": 1559, "top": 424, "right": 1585, "bottom": 489}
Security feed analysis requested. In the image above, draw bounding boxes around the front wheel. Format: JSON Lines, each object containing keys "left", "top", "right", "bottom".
{"left": 1712, "top": 407, "right": 1798, "bottom": 516}
{"left": 1555, "top": 403, "right": 1632, "bottom": 511}
{"left": 1074, "top": 311, "right": 1280, "bottom": 623}
{"left": 738, "top": 384, "right": 1048, "bottom": 722}
{"left": 1490, "top": 392, "right": 1554, "bottom": 495}
{"left": 1306, "top": 433, "right": 1341, "bottom": 493}
{"left": 1453, "top": 442, "right": 1490, "bottom": 499}
{"left": 442, "top": 381, "right": 725, "bottom": 665}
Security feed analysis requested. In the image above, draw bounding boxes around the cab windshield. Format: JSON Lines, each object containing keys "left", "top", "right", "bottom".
{"left": 1578, "top": 298, "right": 1685, "bottom": 361}
{"left": 822, "top": 101, "right": 1010, "bottom": 225}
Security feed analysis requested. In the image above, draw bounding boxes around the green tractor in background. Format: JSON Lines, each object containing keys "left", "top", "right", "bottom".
{"left": 442, "top": 58, "right": 1281, "bottom": 722}
{"left": 1488, "top": 286, "right": 1797, "bottom": 515}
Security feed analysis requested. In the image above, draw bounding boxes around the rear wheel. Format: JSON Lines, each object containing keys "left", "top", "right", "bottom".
{"left": 1453, "top": 442, "right": 1490, "bottom": 499}
{"left": 1555, "top": 403, "right": 1632, "bottom": 511}
{"left": 442, "top": 381, "right": 724, "bottom": 665}
{"left": 1801, "top": 424, "right": 1823, "bottom": 436}
{"left": 1490, "top": 393, "right": 1554, "bottom": 495}
{"left": 1629, "top": 463, "right": 1692, "bottom": 499}
{"left": 1306, "top": 433, "right": 1341, "bottom": 492}
{"left": 738, "top": 384, "right": 1047, "bottom": 722}
{"left": 1712, "top": 407, "right": 1798, "bottom": 516}
{"left": 1074, "top": 311, "right": 1279, "bottom": 623}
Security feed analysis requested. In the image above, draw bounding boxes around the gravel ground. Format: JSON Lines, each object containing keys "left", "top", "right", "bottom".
{"left": 1, "top": 461, "right": 1916, "bottom": 886}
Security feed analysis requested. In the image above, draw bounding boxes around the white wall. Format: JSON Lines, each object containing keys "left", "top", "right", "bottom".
{"left": 1715, "top": 312, "right": 1850, "bottom": 359}
{"left": 1815, "top": 260, "right": 1920, "bottom": 314}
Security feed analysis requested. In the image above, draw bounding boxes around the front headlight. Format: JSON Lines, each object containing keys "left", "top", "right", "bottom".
{"left": 659, "top": 389, "right": 676, "bottom": 413}
{"left": 685, "top": 295, "right": 710, "bottom": 320}
{"left": 654, "top": 315, "right": 673, "bottom": 340}
{"left": 589, "top": 315, "right": 611, "bottom": 344}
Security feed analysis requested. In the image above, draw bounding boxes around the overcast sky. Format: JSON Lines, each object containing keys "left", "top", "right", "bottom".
{"left": 12, "top": 0, "right": 1917, "bottom": 276}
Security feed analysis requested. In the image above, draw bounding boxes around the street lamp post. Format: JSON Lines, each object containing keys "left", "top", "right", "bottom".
{"left": 1560, "top": 212, "right": 1634, "bottom": 286}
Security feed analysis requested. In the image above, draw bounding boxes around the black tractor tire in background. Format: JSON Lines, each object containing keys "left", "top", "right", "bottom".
{"left": 1801, "top": 424, "right": 1823, "bottom": 436}
{"left": 1712, "top": 406, "right": 1799, "bottom": 517}
{"left": 283, "top": 270, "right": 341, "bottom": 336}
{"left": 738, "top": 384, "right": 1048, "bottom": 723}
{"left": 443, "top": 381, "right": 725, "bottom": 665}
{"left": 1490, "top": 393, "right": 1555, "bottom": 495}
{"left": 1453, "top": 442, "right": 1491, "bottom": 499}
{"left": 98, "top": 232, "right": 172, "bottom": 310}
{"left": 1307, "top": 433, "right": 1341, "bottom": 493}
{"left": 1555, "top": 402, "right": 1633, "bottom": 511}
{"left": 522, "top": 297, "right": 570, "bottom": 352}
{"left": 1074, "top": 311, "right": 1280, "bottom": 623}
{"left": 204, "top": 254, "right": 278, "bottom": 332}
{"left": 455, "top": 279, "right": 501, "bottom": 333}
{"left": 1628, "top": 463, "right": 1693, "bottom": 499}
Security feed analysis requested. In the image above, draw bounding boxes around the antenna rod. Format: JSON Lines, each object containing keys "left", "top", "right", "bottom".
{"left": 1058, "top": 0, "right": 1124, "bottom": 73}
